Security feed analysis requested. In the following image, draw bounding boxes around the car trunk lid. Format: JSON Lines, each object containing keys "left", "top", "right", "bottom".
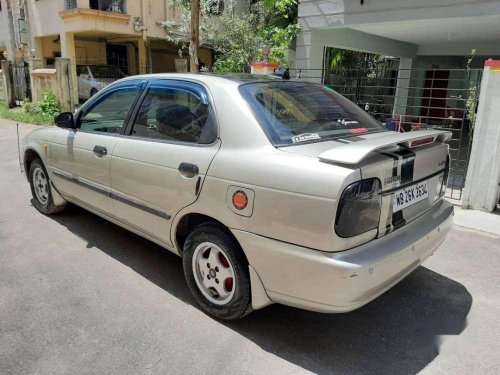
{"left": 280, "top": 130, "right": 451, "bottom": 237}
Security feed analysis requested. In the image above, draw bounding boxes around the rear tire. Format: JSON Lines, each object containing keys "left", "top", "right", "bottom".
{"left": 183, "top": 223, "right": 253, "bottom": 320}
{"left": 29, "top": 158, "right": 66, "bottom": 215}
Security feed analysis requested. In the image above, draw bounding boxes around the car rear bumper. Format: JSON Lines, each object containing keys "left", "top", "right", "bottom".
{"left": 232, "top": 199, "right": 454, "bottom": 313}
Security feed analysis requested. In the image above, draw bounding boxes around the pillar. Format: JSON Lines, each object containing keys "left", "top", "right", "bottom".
{"left": 28, "top": 58, "right": 43, "bottom": 72}
{"left": 55, "top": 58, "right": 76, "bottom": 112}
{"left": 32, "top": 37, "right": 44, "bottom": 60}
{"left": 392, "top": 57, "right": 413, "bottom": 118}
{"left": 0, "top": 60, "right": 15, "bottom": 107}
{"left": 462, "top": 60, "right": 500, "bottom": 212}
{"left": 295, "top": 30, "right": 324, "bottom": 83}
{"left": 137, "top": 38, "right": 147, "bottom": 74}
{"left": 60, "top": 32, "right": 78, "bottom": 105}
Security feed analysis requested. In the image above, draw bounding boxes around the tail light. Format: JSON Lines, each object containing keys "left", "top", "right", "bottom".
{"left": 335, "top": 178, "right": 382, "bottom": 238}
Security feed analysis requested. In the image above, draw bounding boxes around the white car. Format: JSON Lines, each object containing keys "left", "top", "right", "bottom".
{"left": 22, "top": 74, "right": 454, "bottom": 320}
{"left": 77, "top": 65, "right": 126, "bottom": 101}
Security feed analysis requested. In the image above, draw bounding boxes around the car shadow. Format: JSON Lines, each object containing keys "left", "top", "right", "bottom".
{"left": 50, "top": 204, "right": 472, "bottom": 375}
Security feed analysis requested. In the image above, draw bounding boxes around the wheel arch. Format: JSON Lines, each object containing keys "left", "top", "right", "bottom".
{"left": 24, "top": 148, "right": 42, "bottom": 179}
{"left": 24, "top": 147, "right": 66, "bottom": 207}
{"left": 174, "top": 213, "right": 242, "bottom": 256}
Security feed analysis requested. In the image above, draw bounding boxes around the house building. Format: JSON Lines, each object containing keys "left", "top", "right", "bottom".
{"left": 27, "top": 0, "right": 213, "bottom": 74}
{"left": 1, "top": 1, "right": 216, "bottom": 78}
{"left": 0, "top": 0, "right": 219, "bottom": 105}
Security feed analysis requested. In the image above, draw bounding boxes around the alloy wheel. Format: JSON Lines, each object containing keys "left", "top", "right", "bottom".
{"left": 32, "top": 167, "right": 49, "bottom": 205}
{"left": 192, "top": 242, "right": 236, "bottom": 305}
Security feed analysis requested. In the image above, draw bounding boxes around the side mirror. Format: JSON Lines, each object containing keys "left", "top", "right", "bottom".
{"left": 54, "top": 112, "right": 76, "bottom": 129}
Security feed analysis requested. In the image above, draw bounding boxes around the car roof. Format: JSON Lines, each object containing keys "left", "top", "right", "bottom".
{"left": 118, "top": 72, "right": 285, "bottom": 86}
{"left": 201, "top": 73, "right": 280, "bottom": 83}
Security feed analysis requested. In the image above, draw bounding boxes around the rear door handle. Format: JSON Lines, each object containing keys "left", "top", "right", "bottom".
{"left": 178, "top": 162, "right": 199, "bottom": 177}
{"left": 93, "top": 145, "right": 107, "bottom": 157}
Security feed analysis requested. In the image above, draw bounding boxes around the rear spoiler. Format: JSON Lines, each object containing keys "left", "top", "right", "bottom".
{"left": 319, "top": 130, "right": 452, "bottom": 165}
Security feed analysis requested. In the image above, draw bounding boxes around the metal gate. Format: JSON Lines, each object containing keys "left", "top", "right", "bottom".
{"left": 291, "top": 67, "right": 482, "bottom": 201}
{"left": 12, "top": 64, "right": 31, "bottom": 104}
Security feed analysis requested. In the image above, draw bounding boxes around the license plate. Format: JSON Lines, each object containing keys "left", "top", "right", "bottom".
{"left": 393, "top": 181, "right": 429, "bottom": 212}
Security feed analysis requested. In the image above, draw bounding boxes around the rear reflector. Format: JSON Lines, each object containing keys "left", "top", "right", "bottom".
{"left": 410, "top": 137, "right": 434, "bottom": 148}
{"left": 232, "top": 191, "right": 248, "bottom": 210}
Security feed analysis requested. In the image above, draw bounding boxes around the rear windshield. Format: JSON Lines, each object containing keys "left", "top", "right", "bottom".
{"left": 90, "top": 66, "right": 124, "bottom": 79}
{"left": 239, "top": 81, "right": 386, "bottom": 146}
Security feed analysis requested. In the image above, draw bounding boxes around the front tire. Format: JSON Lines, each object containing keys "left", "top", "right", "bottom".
{"left": 183, "top": 223, "right": 252, "bottom": 320}
{"left": 29, "top": 158, "right": 66, "bottom": 215}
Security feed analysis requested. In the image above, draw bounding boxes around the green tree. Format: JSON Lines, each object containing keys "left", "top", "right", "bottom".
{"left": 162, "top": 0, "right": 300, "bottom": 73}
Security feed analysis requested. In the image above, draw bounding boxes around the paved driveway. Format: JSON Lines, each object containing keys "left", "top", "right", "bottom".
{"left": 1, "top": 121, "right": 499, "bottom": 375}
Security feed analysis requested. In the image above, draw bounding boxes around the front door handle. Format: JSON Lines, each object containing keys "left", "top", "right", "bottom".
{"left": 93, "top": 145, "right": 107, "bottom": 157}
{"left": 178, "top": 162, "right": 199, "bottom": 177}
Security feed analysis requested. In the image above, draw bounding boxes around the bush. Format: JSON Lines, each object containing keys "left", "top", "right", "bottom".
{"left": 0, "top": 91, "right": 61, "bottom": 125}
{"left": 37, "top": 92, "right": 60, "bottom": 116}
{"left": 21, "top": 98, "right": 38, "bottom": 115}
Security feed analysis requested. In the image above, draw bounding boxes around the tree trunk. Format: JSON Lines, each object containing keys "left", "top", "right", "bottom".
{"left": 190, "top": 0, "right": 200, "bottom": 73}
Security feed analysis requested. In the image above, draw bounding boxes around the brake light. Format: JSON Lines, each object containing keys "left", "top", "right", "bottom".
{"left": 410, "top": 137, "right": 434, "bottom": 148}
{"left": 335, "top": 178, "right": 382, "bottom": 238}
{"left": 350, "top": 128, "right": 368, "bottom": 134}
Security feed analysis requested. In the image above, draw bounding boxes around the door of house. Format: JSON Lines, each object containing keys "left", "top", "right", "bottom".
{"left": 106, "top": 44, "right": 129, "bottom": 75}
{"left": 420, "top": 70, "right": 450, "bottom": 125}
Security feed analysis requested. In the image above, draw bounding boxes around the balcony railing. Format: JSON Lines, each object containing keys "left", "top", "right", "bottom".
{"left": 65, "top": 0, "right": 127, "bottom": 14}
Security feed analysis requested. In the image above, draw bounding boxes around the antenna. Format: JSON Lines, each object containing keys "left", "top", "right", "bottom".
{"left": 16, "top": 123, "right": 23, "bottom": 173}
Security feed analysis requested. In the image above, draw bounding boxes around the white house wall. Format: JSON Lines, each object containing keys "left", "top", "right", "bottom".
{"left": 299, "top": 0, "right": 500, "bottom": 31}
{"left": 0, "top": 0, "right": 11, "bottom": 59}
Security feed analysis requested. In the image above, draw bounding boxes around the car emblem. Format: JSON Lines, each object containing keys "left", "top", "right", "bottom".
{"left": 384, "top": 176, "right": 401, "bottom": 186}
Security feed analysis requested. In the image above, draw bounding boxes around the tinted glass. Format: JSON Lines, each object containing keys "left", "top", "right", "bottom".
{"left": 80, "top": 86, "right": 139, "bottom": 133}
{"left": 90, "top": 65, "right": 124, "bottom": 79}
{"left": 131, "top": 86, "right": 212, "bottom": 143}
{"left": 240, "top": 82, "right": 386, "bottom": 146}
{"left": 77, "top": 66, "right": 89, "bottom": 76}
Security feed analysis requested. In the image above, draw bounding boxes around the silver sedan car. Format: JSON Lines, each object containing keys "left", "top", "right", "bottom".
{"left": 22, "top": 74, "right": 454, "bottom": 320}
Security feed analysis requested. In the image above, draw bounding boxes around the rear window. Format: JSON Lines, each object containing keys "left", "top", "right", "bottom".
{"left": 239, "top": 82, "right": 386, "bottom": 146}
{"left": 90, "top": 66, "right": 124, "bottom": 79}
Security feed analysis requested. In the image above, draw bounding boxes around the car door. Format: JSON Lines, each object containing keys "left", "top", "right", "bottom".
{"left": 109, "top": 79, "right": 220, "bottom": 246}
{"left": 49, "top": 80, "right": 145, "bottom": 216}
{"left": 76, "top": 66, "right": 83, "bottom": 98}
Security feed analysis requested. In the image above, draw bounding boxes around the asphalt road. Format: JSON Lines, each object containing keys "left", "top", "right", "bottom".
{"left": 1, "top": 121, "right": 499, "bottom": 375}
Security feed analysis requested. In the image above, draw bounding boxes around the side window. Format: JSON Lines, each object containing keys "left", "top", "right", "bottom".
{"left": 131, "top": 86, "right": 214, "bottom": 144}
{"left": 79, "top": 86, "right": 140, "bottom": 133}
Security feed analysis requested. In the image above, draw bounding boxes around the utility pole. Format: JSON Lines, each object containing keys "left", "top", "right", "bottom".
{"left": 190, "top": 0, "right": 200, "bottom": 73}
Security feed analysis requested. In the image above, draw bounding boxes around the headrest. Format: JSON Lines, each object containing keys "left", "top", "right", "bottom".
{"left": 156, "top": 104, "right": 194, "bottom": 130}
